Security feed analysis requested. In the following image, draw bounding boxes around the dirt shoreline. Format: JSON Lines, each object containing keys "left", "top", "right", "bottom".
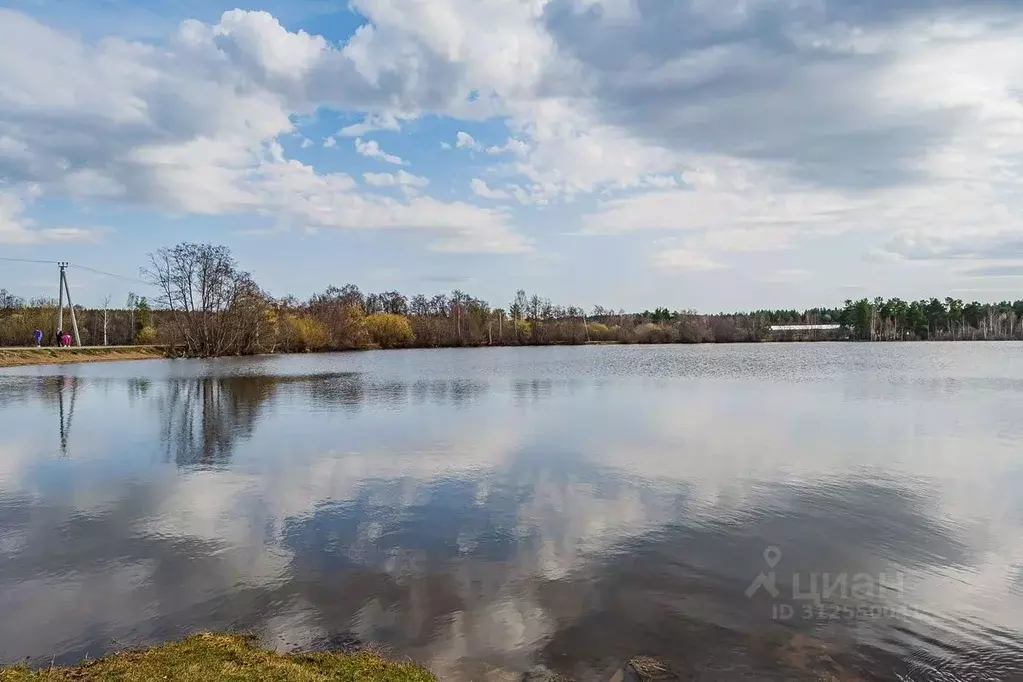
{"left": 0, "top": 346, "right": 167, "bottom": 368}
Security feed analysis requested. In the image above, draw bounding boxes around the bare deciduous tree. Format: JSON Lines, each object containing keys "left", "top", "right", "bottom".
{"left": 126, "top": 292, "right": 138, "bottom": 340}
{"left": 102, "top": 294, "right": 111, "bottom": 346}
{"left": 143, "top": 243, "right": 270, "bottom": 357}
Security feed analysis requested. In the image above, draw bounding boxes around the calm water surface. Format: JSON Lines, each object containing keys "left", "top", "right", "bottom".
{"left": 2, "top": 344, "right": 1023, "bottom": 680}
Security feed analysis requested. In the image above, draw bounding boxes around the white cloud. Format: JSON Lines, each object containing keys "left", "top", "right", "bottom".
{"left": 541, "top": 4, "right": 1023, "bottom": 267}
{"left": 0, "top": 190, "right": 100, "bottom": 245}
{"left": 504, "top": 99, "right": 683, "bottom": 201}
{"left": 470, "top": 178, "right": 510, "bottom": 200}
{"left": 354, "top": 138, "right": 407, "bottom": 165}
{"left": 211, "top": 8, "right": 330, "bottom": 80}
{"left": 363, "top": 170, "right": 430, "bottom": 188}
{"left": 568, "top": 0, "right": 640, "bottom": 23}
{"left": 455, "top": 131, "right": 482, "bottom": 151}
{"left": 0, "top": 7, "right": 529, "bottom": 254}
{"left": 575, "top": 158, "right": 858, "bottom": 244}
{"left": 299, "top": 138, "right": 313, "bottom": 148}
{"left": 7, "top": 1, "right": 1023, "bottom": 274}
{"left": 323, "top": 136, "right": 337, "bottom": 148}
{"left": 650, "top": 248, "right": 724, "bottom": 271}
{"left": 698, "top": 227, "right": 799, "bottom": 254}
{"left": 338, "top": 111, "right": 408, "bottom": 137}
{"left": 509, "top": 185, "right": 548, "bottom": 206}
{"left": 343, "top": 0, "right": 555, "bottom": 110}
{"left": 486, "top": 138, "right": 529, "bottom": 156}
{"left": 644, "top": 174, "right": 679, "bottom": 189}
{"left": 326, "top": 0, "right": 1023, "bottom": 274}
{"left": 761, "top": 269, "right": 812, "bottom": 284}
{"left": 246, "top": 159, "right": 529, "bottom": 252}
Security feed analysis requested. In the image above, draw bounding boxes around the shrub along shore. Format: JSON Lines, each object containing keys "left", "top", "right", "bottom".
{"left": 5, "top": 242, "right": 1023, "bottom": 359}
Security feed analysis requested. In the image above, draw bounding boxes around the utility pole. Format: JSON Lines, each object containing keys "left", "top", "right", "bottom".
{"left": 56, "top": 262, "right": 65, "bottom": 342}
{"left": 56, "top": 263, "right": 81, "bottom": 347}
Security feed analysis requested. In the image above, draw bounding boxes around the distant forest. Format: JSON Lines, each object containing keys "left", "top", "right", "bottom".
{"left": 3, "top": 243, "right": 1023, "bottom": 355}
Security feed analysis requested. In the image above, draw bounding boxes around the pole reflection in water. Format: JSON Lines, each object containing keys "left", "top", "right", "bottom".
{"left": 56, "top": 376, "right": 78, "bottom": 459}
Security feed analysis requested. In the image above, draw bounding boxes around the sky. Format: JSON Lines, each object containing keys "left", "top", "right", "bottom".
{"left": 2, "top": 0, "right": 1023, "bottom": 311}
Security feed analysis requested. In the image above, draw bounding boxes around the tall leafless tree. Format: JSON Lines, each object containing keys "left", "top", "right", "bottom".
{"left": 143, "top": 243, "right": 269, "bottom": 357}
{"left": 101, "top": 294, "right": 112, "bottom": 346}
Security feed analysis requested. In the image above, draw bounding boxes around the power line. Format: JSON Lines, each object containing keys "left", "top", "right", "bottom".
{"left": 0, "top": 256, "right": 60, "bottom": 264}
{"left": 70, "top": 263, "right": 150, "bottom": 286}
{"left": 1, "top": 256, "right": 151, "bottom": 287}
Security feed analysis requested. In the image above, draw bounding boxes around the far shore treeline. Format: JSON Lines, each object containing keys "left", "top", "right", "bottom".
{"left": 4, "top": 243, "right": 1023, "bottom": 357}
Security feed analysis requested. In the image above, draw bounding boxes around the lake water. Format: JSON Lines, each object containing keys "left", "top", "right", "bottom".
{"left": 2, "top": 344, "right": 1023, "bottom": 680}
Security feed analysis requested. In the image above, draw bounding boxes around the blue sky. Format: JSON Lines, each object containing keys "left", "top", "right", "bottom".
{"left": 2, "top": 0, "right": 1023, "bottom": 311}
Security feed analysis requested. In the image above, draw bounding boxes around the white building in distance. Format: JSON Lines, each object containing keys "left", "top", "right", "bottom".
{"left": 769, "top": 325, "right": 841, "bottom": 332}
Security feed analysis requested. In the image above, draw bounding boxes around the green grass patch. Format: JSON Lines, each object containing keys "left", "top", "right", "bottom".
{"left": 0, "top": 633, "right": 436, "bottom": 681}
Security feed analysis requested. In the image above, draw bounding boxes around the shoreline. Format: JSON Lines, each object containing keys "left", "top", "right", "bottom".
{"left": 0, "top": 346, "right": 167, "bottom": 368}
{"left": 1, "top": 337, "right": 1018, "bottom": 369}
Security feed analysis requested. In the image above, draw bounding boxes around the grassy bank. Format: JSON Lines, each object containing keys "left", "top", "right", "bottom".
{"left": 0, "top": 633, "right": 436, "bottom": 681}
{"left": 0, "top": 346, "right": 167, "bottom": 368}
